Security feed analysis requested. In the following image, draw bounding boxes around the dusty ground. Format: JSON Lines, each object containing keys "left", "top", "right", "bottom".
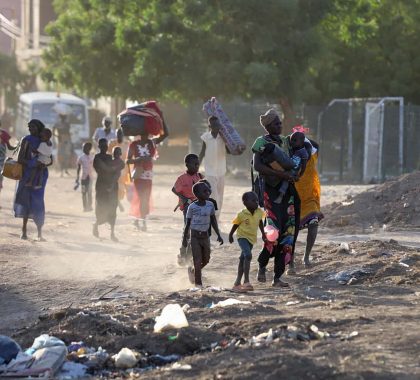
{"left": 0, "top": 165, "right": 419, "bottom": 379}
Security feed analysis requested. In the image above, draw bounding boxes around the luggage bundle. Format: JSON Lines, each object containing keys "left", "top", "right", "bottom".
{"left": 202, "top": 97, "right": 246, "bottom": 155}
{"left": 118, "top": 101, "right": 164, "bottom": 137}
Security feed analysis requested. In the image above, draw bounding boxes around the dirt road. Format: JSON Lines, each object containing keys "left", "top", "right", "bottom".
{"left": 0, "top": 166, "right": 419, "bottom": 378}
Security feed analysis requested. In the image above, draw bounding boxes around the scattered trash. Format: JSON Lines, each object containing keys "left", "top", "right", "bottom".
{"left": 342, "top": 331, "right": 359, "bottom": 340}
{"left": 168, "top": 362, "right": 192, "bottom": 371}
{"left": 113, "top": 347, "right": 138, "bottom": 369}
{"left": 338, "top": 242, "right": 350, "bottom": 254}
{"left": 67, "top": 341, "right": 86, "bottom": 353}
{"left": 57, "top": 361, "right": 87, "bottom": 379}
{"left": 325, "top": 267, "right": 373, "bottom": 285}
{"left": 168, "top": 335, "right": 178, "bottom": 342}
{"left": 0, "top": 335, "right": 21, "bottom": 365}
{"left": 210, "top": 298, "right": 251, "bottom": 308}
{"left": 399, "top": 262, "right": 410, "bottom": 268}
{"left": 26, "top": 334, "right": 65, "bottom": 355}
{"left": 399, "top": 255, "right": 418, "bottom": 266}
{"left": 285, "top": 301, "right": 300, "bottom": 306}
{"left": 181, "top": 304, "right": 190, "bottom": 313}
{"left": 30, "top": 346, "right": 67, "bottom": 376}
{"left": 309, "top": 324, "right": 330, "bottom": 339}
{"left": 154, "top": 304, "right": 189, "bottom": 333}
{"left": 250, "top": 328, "right": 274, "bottom": 346}
{"left": 149, "top": 354, "right": 181, "bottom": 365}
{"left": 347, "top": 277, "right": 359, "bottom": 285}
{"left": 207, "top": 286, "right": 223, "bottom": 292}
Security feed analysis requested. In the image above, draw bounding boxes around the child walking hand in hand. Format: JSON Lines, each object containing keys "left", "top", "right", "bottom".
{"left": 182, "top": 182, "right": 223, "bottom": 287}
{"left": 229, "top": 191, "right": 266, "bottom": 292}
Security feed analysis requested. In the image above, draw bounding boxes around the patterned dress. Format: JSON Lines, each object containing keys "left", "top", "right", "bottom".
{"left": 252, "top": 134, "right": 301, "bottom": 279}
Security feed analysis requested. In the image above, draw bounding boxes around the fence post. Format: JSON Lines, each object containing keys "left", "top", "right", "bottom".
{"left": 399, "top": 99, "right": 404, "bottom": 174}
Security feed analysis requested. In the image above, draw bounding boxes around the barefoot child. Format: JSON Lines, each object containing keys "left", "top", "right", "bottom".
{"left": 229, "top": 191, "right": 266, "bottom": 291}
{"left": 75, "top": 142, "right": 94, "bottom": 211}
{"left": 172, "top": 153, "right": 203, "bottom": 265}
{"left": 25, "top": 128, "right": 53, "bottom": 189}
{"left": 182, "top": 182, "right": 223, "bottom": 287}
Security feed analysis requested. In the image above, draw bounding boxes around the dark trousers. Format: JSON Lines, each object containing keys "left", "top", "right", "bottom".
{"left": 190, "top": 230, "right": 211, "bottom": 285}
{"left": 81, "top": 176, "right": 92, "bottom": 210}
{"left": 258, "top": 245, "right": 286, "bottom": 279}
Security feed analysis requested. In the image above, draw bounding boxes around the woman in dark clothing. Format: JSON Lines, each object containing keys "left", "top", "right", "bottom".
{"left": 252, "top": 109, "right": 301, "bottom": 287}
{"left": 92, "top": 138, "right": 124, "bottom": 242}
{"left": 14, "top": 119, "right": 51, "bottom": 241}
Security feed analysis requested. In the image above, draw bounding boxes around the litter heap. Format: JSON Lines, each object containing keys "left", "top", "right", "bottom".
{"left": 323, "top": 171, "right": 420, "bottom": 230}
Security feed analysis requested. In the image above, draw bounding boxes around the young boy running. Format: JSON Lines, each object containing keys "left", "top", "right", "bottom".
{"left": 75, "top": 142, "right": 94, "bottom": 212}
{"left": 172, "top": 154, "right": 203, "bottom": 265}
{"left": 182, "top": 182, "right": 223, "bottom": 287}
{"left": 229, "top": 191, "right": 266, "bottom": 292}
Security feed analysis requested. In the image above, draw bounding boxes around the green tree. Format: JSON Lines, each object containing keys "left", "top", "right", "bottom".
{"left": 309, "top": 0, "right": 420, "bottom": 104}
{"left": 0, "top": 53, "right": 25, "bottom": 109}
{"left": 43, "top": 0, "right": 331, "bottom": 128}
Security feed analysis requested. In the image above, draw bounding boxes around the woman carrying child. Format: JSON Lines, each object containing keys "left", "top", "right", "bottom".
{"left": 14, "top": 119, "right": 51, "bottom": 241}
{"left": 252, "top": 109, "right": 301, "bottom": 288}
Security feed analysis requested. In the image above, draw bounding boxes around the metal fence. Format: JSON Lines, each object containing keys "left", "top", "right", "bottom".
{"left": 188, "top": 98, "right": 420, "bottom": 183}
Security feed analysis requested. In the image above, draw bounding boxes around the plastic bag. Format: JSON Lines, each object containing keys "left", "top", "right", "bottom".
{"left": 210, "top": 298, "right": 251, "bottom": 308}
{"left": 26, "top": 334, "right": 65, "bottom": 355}
{"left": 0, "top": 335, "right": 21, "bottom": 365}
{"left": 113, "top": 347, "right": 137, "bottom": 369}
{"left": 154, "top": 304, "right": 189, "bottom": 333}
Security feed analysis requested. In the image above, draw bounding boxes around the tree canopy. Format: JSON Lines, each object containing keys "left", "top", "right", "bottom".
{"left": 42, "top": 0, "right": 420, "bottom": 123}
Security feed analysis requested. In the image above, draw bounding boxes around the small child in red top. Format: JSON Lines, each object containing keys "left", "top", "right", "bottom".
{"left": 172, "top": 154, "right": 203, "bottom": 265}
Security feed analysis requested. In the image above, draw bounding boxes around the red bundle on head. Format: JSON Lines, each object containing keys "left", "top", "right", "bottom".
{"left": 0, "top": 129, "right": 11, "bottom": 144}
{"left": 118, "top": 100, "right": 164, "bottom": 137}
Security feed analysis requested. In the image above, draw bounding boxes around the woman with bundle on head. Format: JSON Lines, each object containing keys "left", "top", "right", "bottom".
{"left": 14, "top": 119, "right": 51, "bottom": 241}
{"left": 252, "top": 109, "right": 301, "bottom": 287}
{"left": 126, "top": 122, "right": 168, "bottom": 232}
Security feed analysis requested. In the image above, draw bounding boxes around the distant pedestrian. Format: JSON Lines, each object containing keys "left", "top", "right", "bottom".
{"left": 126, "top": 123, "right": 168, "bottom": 231}
{"left": 108, "top": 128, "right": 129, "bottom": 211}
{"left": 92, "top": 138, "right": 124, "bottom": 242}
{"left": 14, "top": 119, "right": 51, "bottom": 241}
{"left": 182, "top": 182, "right": 223, "bottom": 287}
{"left": 198, "top": 116, "right": 228, "bottom": 219}
{"left": 53, "top": 114, "right": 73, "bottom": 176}
{"left": 0, "top": 126, "right": 17, "bottom": 208}
{"left": 229, "top": 191, "right": 266, "bottom": 292}
{"left": 75, "top": 142, "right": 94, "bottom": 212}
{"left": 92, "top": 116, "right": 116, "bottom": 149}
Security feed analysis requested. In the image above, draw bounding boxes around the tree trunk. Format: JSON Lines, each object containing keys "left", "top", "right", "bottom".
{"left": 279, "top": 96, "right": 295, "bottom": 134}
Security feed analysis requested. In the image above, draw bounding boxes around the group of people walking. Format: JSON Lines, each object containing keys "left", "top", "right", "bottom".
{"left": 173, "top": 109, "right": 323, "bottom": 290}
{"left": 1, "top": 107, "right": 323, "bottom": 290}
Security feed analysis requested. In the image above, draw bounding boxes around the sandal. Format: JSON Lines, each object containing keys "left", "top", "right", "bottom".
{"left": 232, "top": 284, "right": 247, "bottom": 293}
{"left": 242, "top": 282, "right": 254, "bottom": 291}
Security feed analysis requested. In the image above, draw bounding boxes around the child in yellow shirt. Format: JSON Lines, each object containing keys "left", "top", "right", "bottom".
{"left": 229, "top": 191, "right": 266, "bottom": 291}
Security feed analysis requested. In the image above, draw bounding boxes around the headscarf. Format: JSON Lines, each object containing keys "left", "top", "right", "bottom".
{"left": 260, "top": 109, "right": 279, "bottom": 128}
{"left": 28, "top": 119, "right": 45, "bottom": 134}
{"left": 0, "top": 129, "right": 11, "bottom": 144}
